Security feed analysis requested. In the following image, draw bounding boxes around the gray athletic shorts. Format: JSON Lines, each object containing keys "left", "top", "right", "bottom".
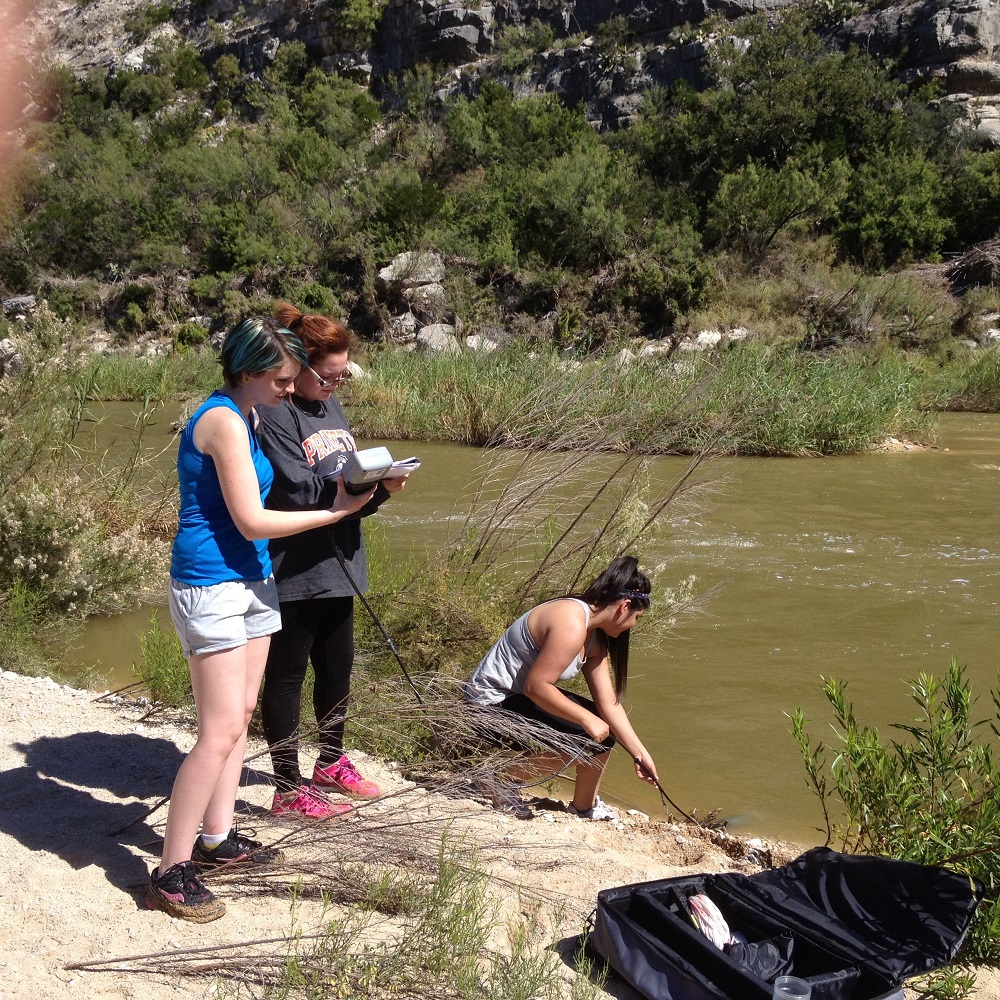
{"left": 168, "top": 576, "right": 282, "bottom": 658}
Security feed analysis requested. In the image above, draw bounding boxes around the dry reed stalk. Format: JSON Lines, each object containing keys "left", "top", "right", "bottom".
{"left": 416, "top": 356, "right": 744, "bottom": 620}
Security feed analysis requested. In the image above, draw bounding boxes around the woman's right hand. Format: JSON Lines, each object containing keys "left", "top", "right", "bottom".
{"left": 582, "top": 714, "right": 611, "bottom": 744}
{"left": 331, "top": 477, "right": 377, "bottom": 515}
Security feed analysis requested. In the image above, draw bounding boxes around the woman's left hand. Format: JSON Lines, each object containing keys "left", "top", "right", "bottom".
{"left": 633, "top": 752, "right": 659, "bottom": 786}
{"left": 382, "top": 475, "right": 408, "bottom": 494}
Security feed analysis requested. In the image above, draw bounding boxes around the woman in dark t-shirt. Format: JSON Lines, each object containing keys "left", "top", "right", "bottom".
{"left": 257, "top": 303, "right": 407, "bottom": 818}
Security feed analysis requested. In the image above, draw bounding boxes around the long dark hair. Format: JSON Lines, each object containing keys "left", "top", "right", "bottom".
{"left": 570, "top": 555, "right": 651, "bottom": 700}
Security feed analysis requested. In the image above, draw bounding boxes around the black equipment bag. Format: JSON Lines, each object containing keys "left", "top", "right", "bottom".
{"left": 590, "top": 846, "right": 983, "bottom": 1000}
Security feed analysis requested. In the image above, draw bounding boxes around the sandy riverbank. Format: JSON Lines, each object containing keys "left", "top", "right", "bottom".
{"left": 1, "top": 670, "right": 995, "bottom": 1000}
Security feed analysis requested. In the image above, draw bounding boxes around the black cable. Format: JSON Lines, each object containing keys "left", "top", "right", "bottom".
{"left": 634, "top": 757, "right": 704, "bottom": 827}
{"left": 332, "top": 537, "right": 424, "bottom": 705}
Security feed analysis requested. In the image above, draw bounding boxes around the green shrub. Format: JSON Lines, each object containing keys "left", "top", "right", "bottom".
{"left": 124, "top": 3, "right": 173, "bottom": 43}
{"left": 173, "top": 320, "right": 208, "bottom": 350}
{"left": 593, "top": 15, "right": 633, "bottom": 56}
{"left": 327, "top": 0, "right": 389, "bottom": 48}
{"left": 598, "top": 219, "right": 712, "bottom": 327}
{"left": 945, "top": 149, "right": 1000, "bottom": 249}
{"left": 628, "top": 10, "right": 911, "bottom": 198}
{"left": 495, "top": 20, "right": 556, "bottom": 73}
{"left": 133, "top": 615, "right": 191, "bottom": 706}
{"left": 212, "top": 53, "right": 241, "bottom": 98}
{"left": 115, "top": 71, "right": 176, "bottom": 115}
{"left": 706, "top": 153, "right": 850, "bottom": 263}
{"left": 268, "top": 40, "right": 310, "bottom": 89}
{"left": 791, "top": 661, "right": 1000, "bottom": 986}
{"left": 0, "top": 478, "right": 167, "bottom": 616}
{"left": 287, "top": 280, "right": 340, "bottom": 315}
{"left": 120, "top": 300, "right": 147, "bottom": 334}
{"left": 45, "top": 281, "right": 102, "bottom": 320}
{"left": 444, "top": 84, "right": 593, "bottom": 174}
{"left": 838, "top": 151, "right": 951, "bottom": 268}
{"left": 170, "top": 44, "right": 210, "bottom": 91}
{"left": 517, "top": 144, "right": 631, "bottom": 267}
{"left": 0, "top": 582, "right": 68, "bottom": 676}
{"left": 801, "top": 0, "right": 862, "bottom": 30}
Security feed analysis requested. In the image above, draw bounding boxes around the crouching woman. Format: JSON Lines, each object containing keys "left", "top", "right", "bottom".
{"left": 464, "top": 556, "right": 659, "bottom": 820}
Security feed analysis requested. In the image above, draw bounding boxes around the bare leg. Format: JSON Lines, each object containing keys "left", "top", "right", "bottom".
{"left": 569, "top": 751, "right": 610, "bottom": 811}
{"left": 504, "top": 749, "right": 611, "bottom": 811}
{"left": 158, "top": 637, "right": 270, "bottom": 873}
{"left": 202, "top": 636, "right": 269, "bottom": 836}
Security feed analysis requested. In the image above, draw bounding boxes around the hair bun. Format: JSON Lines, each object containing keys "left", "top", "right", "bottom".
{"left": 273, "top": 301, "right": 304, "bottom": 331}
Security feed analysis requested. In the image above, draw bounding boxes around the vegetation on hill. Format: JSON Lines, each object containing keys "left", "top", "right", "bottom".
{"left": 1, "top": 10, "right": 999, "bottom": 351}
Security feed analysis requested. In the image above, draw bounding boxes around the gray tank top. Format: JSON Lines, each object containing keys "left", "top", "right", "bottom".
{"left": 464, "top": 598, "right": 592, "bottom": 706}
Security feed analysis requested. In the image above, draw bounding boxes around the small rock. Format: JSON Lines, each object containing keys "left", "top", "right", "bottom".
{"left": 416, "top": 324, "right": 460, "bottom": 353}
{"left": 639, "top": 341, "right": 672, "bottom": 357}
{"left": 678, "top": 329, "right": 723, "bottom": 352}
{"left": 2, "top": 295, "right": 35, "bottom": 317}
{"left": 403, "top": 281, "right": 447, "bottom": 318}
{"left": 377, "top": 251, "right": 445, "bottom": 289}
{"left": 383, "top": 312, "right": 419, "bottom": 344}
{"left": 465, "top": 334, "right": 499, "bottom": 352}
{"left": 0, "top": 338, "right": 24, "bottom": 377}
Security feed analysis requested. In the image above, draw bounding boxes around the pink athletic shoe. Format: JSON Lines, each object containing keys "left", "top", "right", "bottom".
{"left": 312, "top": 755, "right": 380, "bottom": 799}
{"left": 271, "top": 784, "right": 353, "bottom": 819}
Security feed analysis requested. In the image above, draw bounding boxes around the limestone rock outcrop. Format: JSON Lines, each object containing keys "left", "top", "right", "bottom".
{"left": 29, "top": 0, "right": 1000, "bottom": 143}
{"left": 832, "top": 0, "right": 1000, "bottom": 141}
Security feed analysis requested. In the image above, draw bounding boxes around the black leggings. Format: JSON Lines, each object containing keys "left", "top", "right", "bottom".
{"left": 261, "top": 596, "right": 354, "bottom": 793}
{"left": 481, "top": 691, "right": 617, "bottom": 756}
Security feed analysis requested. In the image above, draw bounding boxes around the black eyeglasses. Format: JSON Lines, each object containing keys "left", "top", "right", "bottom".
{"left": 305, "top": 364, "right": 352, "bottom": 388}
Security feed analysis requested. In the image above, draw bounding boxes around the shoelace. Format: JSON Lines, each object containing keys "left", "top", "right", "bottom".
{"left": 165, "top": 862, "right": 207, "bottom": 896}
{"left": 182, "top": 870, "right": 207, "bottom": 895}
{"left": 230, "top": 825, "right": 263, "bottom": 851}
{"left": 336, "top": 758, "right": 362, "bottom": 779}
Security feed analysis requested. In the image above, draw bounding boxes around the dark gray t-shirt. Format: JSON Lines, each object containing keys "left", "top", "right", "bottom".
{"left": 257, "top": 394, "right": 389, "bottom": 602}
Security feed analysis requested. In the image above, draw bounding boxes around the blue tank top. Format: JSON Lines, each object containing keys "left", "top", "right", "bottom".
{"left": 170, "top": 391, "right": 274, "bottom": 585}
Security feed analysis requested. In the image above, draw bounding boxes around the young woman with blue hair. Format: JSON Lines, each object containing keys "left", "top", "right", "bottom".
{"left": 147, "top": 316, "right": 375, "bottom": 923}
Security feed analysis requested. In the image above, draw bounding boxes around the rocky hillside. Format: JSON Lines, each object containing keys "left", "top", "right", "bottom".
{"left": 4, "top": 0, "right": 998, "bottom": 359}
{"left": 29, "top": 0, "right": 1000, "bottom": 139}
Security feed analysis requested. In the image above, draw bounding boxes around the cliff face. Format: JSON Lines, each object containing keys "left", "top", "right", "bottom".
{"left": 32, "top": 0, "right": 1000, "bottom": 140}
{"left": 832, "top": 0, "right": 1000, "bottom": 142}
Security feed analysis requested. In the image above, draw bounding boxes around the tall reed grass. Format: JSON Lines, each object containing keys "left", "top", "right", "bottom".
{"left": 66, "top": 339, "right": 948, "bottom": 456}
{"left": 345, "top": 343, "right": 934, "bottom": 456}
{"left": 931, "top": 347, "right": 1000, "bottom": 412}
{"left": 80, "top": 351, "right": 221, "bottom": 401}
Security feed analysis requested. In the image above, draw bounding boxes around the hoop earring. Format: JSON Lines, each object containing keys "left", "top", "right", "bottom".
{"left": 242, "top": 374, "right": 252, "bottom": 384}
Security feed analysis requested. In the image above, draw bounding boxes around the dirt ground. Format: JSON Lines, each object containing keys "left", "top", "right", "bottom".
{"left": 2, "top": 670, "right": 997, "bottom": 1000}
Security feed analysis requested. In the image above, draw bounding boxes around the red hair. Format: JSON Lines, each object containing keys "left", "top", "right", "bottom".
{"left": 273, "top": 302, "right": 352, "bottom": 361}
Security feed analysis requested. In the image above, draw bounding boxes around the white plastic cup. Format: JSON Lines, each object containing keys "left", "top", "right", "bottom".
{"left": 772, "top": 977, "right": 812, "bottom": 1000}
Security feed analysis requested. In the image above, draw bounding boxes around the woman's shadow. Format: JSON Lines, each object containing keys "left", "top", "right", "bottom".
{"left": 1, "top": 730, "right": 265, "bottom": 896}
